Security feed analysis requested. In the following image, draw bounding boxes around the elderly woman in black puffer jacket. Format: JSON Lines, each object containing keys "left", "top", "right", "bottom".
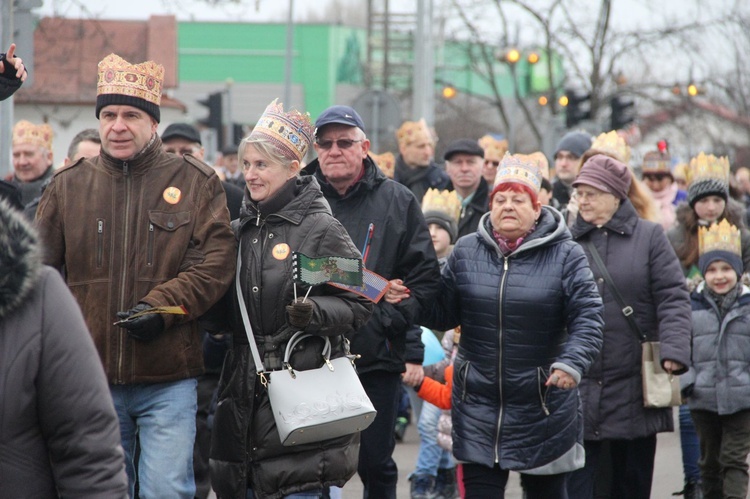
{"left": 567, "top": 154, "right": 692, "bottom": 499}
{"left": 421, "top": 153, "right": 604, "bottom": 498}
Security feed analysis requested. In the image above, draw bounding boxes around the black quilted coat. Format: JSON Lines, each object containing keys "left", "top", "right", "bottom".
{"left": 425, "top": 206, "right": 604, "bottom": 471}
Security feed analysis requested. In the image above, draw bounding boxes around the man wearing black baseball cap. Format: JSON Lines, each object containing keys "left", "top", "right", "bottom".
{"left": 443, "top": 138, "right": 488, "bottom": 237}
{"left": 303, "top": 105, "right": 440, "bottom": 499}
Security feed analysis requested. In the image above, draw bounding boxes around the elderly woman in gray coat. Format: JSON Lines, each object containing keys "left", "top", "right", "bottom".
{"left": 566, "top": 154, "right": 692, "bottom": 498}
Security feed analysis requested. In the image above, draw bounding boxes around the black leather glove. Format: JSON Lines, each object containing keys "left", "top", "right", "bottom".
{"left": 116, "top": 303, "right": 165, "bottom": 342}
{"left": 286, "top": 298, "right": 313, "bottom": 329}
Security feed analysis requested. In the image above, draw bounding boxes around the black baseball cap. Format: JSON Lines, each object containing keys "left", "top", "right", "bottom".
{"left": 314, "top": 105, "right": 366, "bottom": 135}
{"left": 161, "top": 123, "right": 202, "bottom": 145}
{"left": 443, "top": 139, "right": 485, "bottom": 161}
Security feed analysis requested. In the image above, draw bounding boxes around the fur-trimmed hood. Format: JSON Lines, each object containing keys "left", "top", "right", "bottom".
{"left": 0, "top": 199, "right": 41, "bottom": 320}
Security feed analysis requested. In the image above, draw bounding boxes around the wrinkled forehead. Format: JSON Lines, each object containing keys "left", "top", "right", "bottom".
{"left": 316, "top": 123, "right": 363, "bottom": 140}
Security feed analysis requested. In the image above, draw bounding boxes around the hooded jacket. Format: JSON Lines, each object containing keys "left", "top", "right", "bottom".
{"left": 209, "top": 176, "right": 373, "bottom": 499}
{"left": 425, "top": 207, "right": 604, "bottom": 471}
{"left": 303, "top": 156, "right": 440, "bottom": 373}
{"left": 36, "top": 136, "right": 236, "bottom": 384}
{"left": 0, "top": 200, "right": 128, "bottom": 497}
{"left": 571, "top": 200, "right": 692, "bottom": 440}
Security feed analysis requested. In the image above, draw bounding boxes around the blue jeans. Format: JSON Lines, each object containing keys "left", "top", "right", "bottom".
{"left": 679, "top": 403, "right": 702, "bottom": 483}
{"left": 413, "top": 401, "right": 454, "bottom": 476}
{"left": 111, "top": 379, "right": 197, "bottom": 499}
{"left": 246, "top": 489, "right": 322, "bottom": 498}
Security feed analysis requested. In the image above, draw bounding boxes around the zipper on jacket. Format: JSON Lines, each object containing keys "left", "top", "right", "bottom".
{"left": 537, "top": 367, "right": 551, "bottom": 416}
{"left": 96, "top": 219, "right": 104, "bottom": 268}
{"left": 495, "top": 256, "right": 509, "bottom": 464}
{"left": 117, "top": 161, "right": 131, "bottom": 384}
{"left": 147, "top": 222, "right": 154, "bottom": 266}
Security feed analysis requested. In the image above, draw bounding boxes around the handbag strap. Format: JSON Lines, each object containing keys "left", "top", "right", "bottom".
{"left": 583, "top": 240, "right": 647, "bottom": 342}
{"left": 235, "top": 243, "right": 267, "bottom": 377}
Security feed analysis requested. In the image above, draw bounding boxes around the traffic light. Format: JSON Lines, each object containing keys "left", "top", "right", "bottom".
{"left": 198, "top": 92, "right": 224, "bottom": 148}
{"left": 610, "top": 94, "right": 635, "bottom": 130}
{"left": 564, "top": 90, "right": 591, "bottom": 129}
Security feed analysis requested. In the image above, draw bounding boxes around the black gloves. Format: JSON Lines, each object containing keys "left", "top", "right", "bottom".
{"left": 286, "top": 297, "right": 313, "bottom": 329}
{"left": 116, "top": 303, "right": 165, "bottom": 342}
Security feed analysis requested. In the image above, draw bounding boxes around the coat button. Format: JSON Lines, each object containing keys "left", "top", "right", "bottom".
{"left": 252, "top": 286, "right": 259, "bottom": 292}
{"left": 268, "top": 233, "right": 274, "bottom": 239}
{"left": 167, "top": 221, "right": 174, "bottom": 229}
{"left": 598, "top": 380, "right": 603, "bottom": 385}
{"left": 597, "top": 278, "right": 604, "bottom": 284}
{"left": 252, "top": 238, "right": 258, "bottom": 243}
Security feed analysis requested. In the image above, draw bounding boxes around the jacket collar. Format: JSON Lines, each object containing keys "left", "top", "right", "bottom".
{"left": 99, "top": 134, "right": 163, "bottom": 174}
{"left": 237, "top": 175, "right": 329, "bottom": 231}
{"left": 570, "top": 198, "right": 639, "bottom": 239}
{"left": 0, "top": 199, "right": 40, "bottom": 320}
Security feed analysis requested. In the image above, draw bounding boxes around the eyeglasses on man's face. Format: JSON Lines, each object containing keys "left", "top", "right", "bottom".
{"left": 315, "top": 138, "right": 364, "bottom": 150}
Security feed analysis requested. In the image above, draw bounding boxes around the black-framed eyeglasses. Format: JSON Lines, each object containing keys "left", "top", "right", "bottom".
{"left": 316, "top": 139, "right": 364, "bottom": 150}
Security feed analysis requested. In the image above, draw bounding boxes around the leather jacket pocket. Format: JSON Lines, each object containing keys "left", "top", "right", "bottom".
{"left": 147, "top": 210, "right": 192, "bottom": 268}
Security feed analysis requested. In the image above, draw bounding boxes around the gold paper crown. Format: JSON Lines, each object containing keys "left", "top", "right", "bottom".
{"left": 422, "top": 188, "right": 461, "bottom": 223}
{"left": 370, "top": 151, "right": 395, "bottom": 178}
{"left": 249, "top": 99, "right": 315, "bottom": 162}
{"left": 642, "top": 150, "right": 671, "bottom": 174}
{"left": 494, "top": 152, "right": 543, "bottom": 192}
{"left": 396, "top": 119, "right": 433, "bottom": 147}
{"left": 97, "top": 53, "right": 164, "bottom": 106}
{"left": 699, "top": 219, "right": 741, "bottom": 257}
{"left": 516, "top": 152, "right": 550, "bottom": 180}
{"left": 478, "top": 135, "right": 509, "bottom": 161}
{"left": 591, "top": 131, "right": 631, "bottom": 164}
{"left": 687, "top": 152, "right": 730, "bottom": 186}
{"left": 12, "top": 120, "right": 54, "bottom": 150}
{"left": 673, "top": 162, "right": 688, "bottom": 180}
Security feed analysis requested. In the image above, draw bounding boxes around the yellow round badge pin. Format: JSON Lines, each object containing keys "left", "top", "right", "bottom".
{"left": 272, "top": 243, "right": 290, "bottom": 260}
{"left": 163, "top": 187, "right": 182, "bottom": 204}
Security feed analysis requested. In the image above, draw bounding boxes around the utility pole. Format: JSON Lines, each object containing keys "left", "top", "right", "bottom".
{"left": 412, "top": 0, "right": 434, "bottom": 124}
{"left": 1, "top": 0, "right": 13, "bottom": 177}
{"left": 283, "top": 0, "right": 294, "bottom": 107}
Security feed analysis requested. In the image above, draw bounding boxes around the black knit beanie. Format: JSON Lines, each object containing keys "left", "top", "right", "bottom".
{"left": 424, "top": 210, "right": 458, "bottom": 244}
{"left": 96, "top": 93, "right": 161, "bottom": 123}
{"left": 687, "top": 178, "right": 728, "bottom": 208}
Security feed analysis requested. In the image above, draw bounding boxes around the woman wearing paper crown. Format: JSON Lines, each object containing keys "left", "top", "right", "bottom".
{"left": 684, "top": 220, "right": 750, "bottom": 499}
{"left": 420, "top": 152, "right": 604, "bottom": 497}
{"left": 208, "top": 99, "right": 373, "bottom": 499}
{"left": 566, "top": 154, "right": 691, "bottom": 498}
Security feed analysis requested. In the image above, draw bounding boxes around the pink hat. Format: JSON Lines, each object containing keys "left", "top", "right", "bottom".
{"left": 573, "top": 154, "right": 631, "bottom": 199}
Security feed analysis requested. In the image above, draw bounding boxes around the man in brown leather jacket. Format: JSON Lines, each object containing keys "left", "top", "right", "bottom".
{"left": 35, "top": 53, "right": 235, "bottom": 499}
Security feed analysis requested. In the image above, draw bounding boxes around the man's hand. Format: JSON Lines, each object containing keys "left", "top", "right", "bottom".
{"left": 402, "top": 362, "right": 424, "bottom": 387}
{"left": 1, "top": 44, "right": 27, "bottom": 82}
{"left": 286, "top": 297, "right": 313, "bottom": 329}
{"left": 116, "top": 303, "right": 165, "bottom": 342}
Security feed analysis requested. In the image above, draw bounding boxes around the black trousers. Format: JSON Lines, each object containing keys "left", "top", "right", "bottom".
{"left": 566, "top": 436, "right": 657, "bottom": 499}
{"left": 357, "top": 371, "right": 401, "bottom": 499}
{"left": 462, "top": 462, "right": 568, "bottom": 499}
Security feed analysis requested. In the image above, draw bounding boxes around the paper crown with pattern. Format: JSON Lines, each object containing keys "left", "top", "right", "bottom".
{"left": 249, "top": 99, "right": 315, "bottom": 162}
{"left": 493, "top": 152, "right": 543, "bottom": 192}
{"left": 699, "top": 219, "right": 741, "bottom": 257}
{"left": 370, "top": 151, "right": 395, "bottom": 179}
{"left": 478, "top": 135, "right": 509, "bottom": 161}
{"left": 12, "top": 120, "right": 54, "bottom": 150}
{"left": 687, "top": 152, "right": 730, "bottom": 186}
{"left": 673, "top": 162, "right": 688, "bottom": 180}
{"left": 96, "top": 53, "right": 164, "bottom": 122}
{"left": 642, "top": 150, "right": 672, "bottom": 174}
{"left": 422, "top": 188, "right": 461, "bottom": 223}
{"left": 517, "top": 152, "right": 550, "bottom": 180}
{"left": 396, "top": 119, "right": 434, "bottom": 147}
{"left": 590, "top": 130, "right": 631, "bottom": 164}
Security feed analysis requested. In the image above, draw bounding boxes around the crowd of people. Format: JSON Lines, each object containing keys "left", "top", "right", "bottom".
{"left": 3, "top": 44, "right": 750, "bottom": 499}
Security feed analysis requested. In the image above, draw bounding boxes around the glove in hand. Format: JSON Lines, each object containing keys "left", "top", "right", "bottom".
{"left": 286, "top": 297, "right": 313, "bottom": 329}
{"left": 116, "top": 302, "right": 166, "bottom": 342}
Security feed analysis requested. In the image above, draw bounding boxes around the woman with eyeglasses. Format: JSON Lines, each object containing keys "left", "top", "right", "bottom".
{"left": 208, "top": 100, "right": 373, "bottom": 499}
{"left": 565, "top": 154, "right": 692, "bottom": 499}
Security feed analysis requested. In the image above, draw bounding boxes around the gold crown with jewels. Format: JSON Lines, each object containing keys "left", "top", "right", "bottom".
{"left": 97, "top": 53, "right": 164, "bottom": 105}
{"left": 478, "top": 135, "right": 509, "bottom": 162}
{"left": 12, "top": 120, "right": 54, "bottom": 150}
{"left": 699, "top": 219, "right": 741, "bottom": 257}
{"left": 494, "top": 152, "right": 543, "bottom": 192}
{"left": 370, "top": 151, "right": 395, "bottom": 179}
{"left": 422, "top": 188, "right": 461, "bottom": 223}
{"left": 249, "top": 99, "right": 315, "bottom": 162}
{"left": 687, "top": 152, "right": 730, "bottom": 185}
{"left": 591, "top": 130, "right": 631, "bottom": 164}
{"left": 396, "top": 119, "right": 434, "bottom": 147}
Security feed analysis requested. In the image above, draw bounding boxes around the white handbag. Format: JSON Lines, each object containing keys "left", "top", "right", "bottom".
{"left": 235, "top": 245, "right": 376, "bottom": 446}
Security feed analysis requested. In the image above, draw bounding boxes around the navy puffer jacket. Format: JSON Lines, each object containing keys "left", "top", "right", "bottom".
{"left": 425, "top": 206, "right": 604, "bottom": 471}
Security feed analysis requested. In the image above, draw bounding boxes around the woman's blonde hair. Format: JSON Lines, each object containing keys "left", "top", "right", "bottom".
{"left": 237, "top": 137, "right": 297, "bottom": 172}
{"left": 578, "top": 149, "right": 660, "bottom": 223}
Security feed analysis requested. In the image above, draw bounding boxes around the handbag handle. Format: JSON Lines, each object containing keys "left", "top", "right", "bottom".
{"left": 236, "top": 243, "right": 268, "bottom": 378}
{"left": 583, "top": 240, "right": 647, "bottom": 343}
{"left": 283, "top": 331, "right": 334, "bottom": 376}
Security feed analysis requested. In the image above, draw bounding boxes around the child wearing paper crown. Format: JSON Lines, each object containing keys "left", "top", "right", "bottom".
{"left": 686, "top": 220, "right": 750, "bottom": 499}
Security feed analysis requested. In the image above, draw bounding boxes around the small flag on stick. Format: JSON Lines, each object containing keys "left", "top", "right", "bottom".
{"left": 329, "top": 268, "right": 391, "bottom": 303}
{"left": 292, "top": 253, "right": 363, "bottom": 286}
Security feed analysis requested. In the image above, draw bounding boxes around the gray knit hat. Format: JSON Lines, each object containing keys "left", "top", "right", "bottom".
{"left": 554, "top": 131, "right": 592, "bottom": 159}
{"left": 424, "top": 210, "right": 458, "bottom": 244}
{"left": 687, "top": 178, "right": 728, "bottom": 208}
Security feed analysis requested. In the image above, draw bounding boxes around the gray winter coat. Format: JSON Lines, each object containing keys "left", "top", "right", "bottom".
{"left": 687, "top": 285, "right": 750, "bottom": 415}
{"left": 0, "top": 199, "right": 128, "bottom": 497}
{"left": 571, "top": 200, "right": 692, "bottom": 440}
